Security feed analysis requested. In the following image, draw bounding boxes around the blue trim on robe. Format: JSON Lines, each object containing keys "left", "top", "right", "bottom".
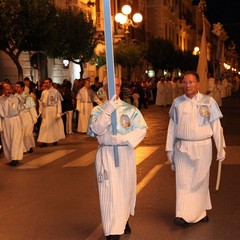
{"left": 87, "top": 100, "right": 147, "bottom": 138}
{"left": 169, "top": 93, "right": 223, "bottom": 126}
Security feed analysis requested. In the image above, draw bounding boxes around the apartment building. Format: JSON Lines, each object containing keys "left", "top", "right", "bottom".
{"left": 0, "top": 0, "right": 212, "bottom": 84}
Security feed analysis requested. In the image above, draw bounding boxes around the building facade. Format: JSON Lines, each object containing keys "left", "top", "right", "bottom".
{"left": 0, "top": 0, "right": 218, "bottom": 84}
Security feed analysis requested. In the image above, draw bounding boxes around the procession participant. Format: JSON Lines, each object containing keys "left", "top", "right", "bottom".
{"left": 88, "top": 77, "right": 147, "bottom": 240}
{"left": 37, "top": 78, "right": 65, "bottom": 147}
{"left": 155, "top": 77, "right": 167, "bottom": 106}
{"left": 23, "top": 77, "right": 31, "bottom": 94}
{"left": 15, "top": 81, "right": 37, "bottom": 153}
{"left": 0, "top": 83, "right": 23, "bottom": 166}
{"left": 76, "top": 78, "right": 101, "bottom": 133}
{"left": 166, "top": 71, "right": 226, "bottom": 228}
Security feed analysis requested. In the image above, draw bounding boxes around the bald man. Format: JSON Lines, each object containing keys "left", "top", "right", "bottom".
{"left": 0, "top": 83, "right": 23, "bottom": 166}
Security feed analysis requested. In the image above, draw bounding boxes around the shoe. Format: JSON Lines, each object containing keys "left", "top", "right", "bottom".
{"left": 106, "top": 235, "right": 120, "bottom": 240}
{"left": 124, "top": 221, "right": 131, "bottom": 234}
{"left": 174, "top": 217, "right": 189, "bottom": 228}
{"left": 53, "top": 142, "right": 58, "bottom": 146}
{"left": 28, "top": 148, "right": 33, "bottom": 153}
{"left": 199, "top": 215, "right": 209, "bottom": 223}
{"left": 39, "top": 143, "right": 48, "bottom": 148}
{"left": 9, "top": 160, "right": 19, "bottom": 166}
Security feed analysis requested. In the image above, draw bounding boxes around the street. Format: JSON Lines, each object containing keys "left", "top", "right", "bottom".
{"left": 0, "top": 94, "right": 239, "bottom": 240}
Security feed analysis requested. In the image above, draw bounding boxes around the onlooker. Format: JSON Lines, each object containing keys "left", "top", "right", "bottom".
{"left": 62, "top": 81, "right": 74, "bottom": 134}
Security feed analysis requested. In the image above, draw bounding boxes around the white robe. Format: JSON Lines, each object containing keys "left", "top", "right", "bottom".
{"left": 0, "top": 95, "right": 23, "bottom": 162}
{"left": 166, "top": 93, "right": 226, "bottom": 223}
{"left": 88, "top": 100, "right": 147, "bottom": 236}
{"left": 16, "top": 93, "right": 37, "bottom": 152}
{"left": 76, "top": 87, "right": 101, "bottom": 133}
{"left": 155, "top": 81, "right": 167, "bottom": 106}
{"left": 37, "top": 87, "right": 65, "bottom": 143}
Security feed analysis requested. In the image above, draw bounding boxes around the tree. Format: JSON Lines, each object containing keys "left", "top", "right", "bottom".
{"left": 175, "top": 50, "right": 198, "bottom": 72}
{"left": 0, "top": 0, "right": 56, "bottom": 80}
{"left": 45, "top": 7, "right": 97, "bottom": 79}
{"left": 145, "top": 37, "right": 176, "bottom": 76}
{"left": 114, "top": 42, "right": 146, "bottom": 81}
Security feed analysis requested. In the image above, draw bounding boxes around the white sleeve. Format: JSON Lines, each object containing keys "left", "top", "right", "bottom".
{"left": 90, "top": 112, "right": 112, "bottom": 136}
{"left": 211, "top": 119, "right": 226, "bottom": 161}
{"left": 57, "top": 101, "right": 62, "bottom": 115}
{"left": 165, "top": 119, "right": 177, "bottom": 152}
{"left": 124, "top": 128, "right": 147, "bottom": 149}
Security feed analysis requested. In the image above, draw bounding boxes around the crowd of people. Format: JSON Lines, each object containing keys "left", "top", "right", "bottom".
{"left": 0, "top": 70, "right": 229, "bottom": 239}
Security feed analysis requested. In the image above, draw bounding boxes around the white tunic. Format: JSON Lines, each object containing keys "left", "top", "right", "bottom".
{"left": 37, "top": 87, "right": 65, "bottom": 143}
{"left": 155, "top": 81, "right": 167, "bottom": 106}
{"left": 166, "top": 93, "right": 226, "bottom": 223}
{"left": 16, "top": 93, "right": 37, "bottom": 152}
{"left": 0, "top": 95, "right": 23, "bottom": 162}
{"left": 88, "top": 100, "right": 147, "bottom": 236}
{"left": 76, "top": 87, "right": 101, "bottom": 133}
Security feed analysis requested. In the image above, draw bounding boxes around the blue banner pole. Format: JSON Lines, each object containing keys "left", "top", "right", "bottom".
{"left": 102, "top": 0, "right": 119, "bottom": 167}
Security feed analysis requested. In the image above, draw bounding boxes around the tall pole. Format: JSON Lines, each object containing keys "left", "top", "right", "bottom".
{"left": 102, "top": 0, "right": 119, "bottom": 167}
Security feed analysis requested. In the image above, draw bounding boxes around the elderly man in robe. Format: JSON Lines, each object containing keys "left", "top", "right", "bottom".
{"left": 0, "top": 83, "right": 23, "bottom": 166}
{"left": 88, "top": 77, "right": 147, "bottom": 240}
{"left": 37, "top": 78, "right": 65, "bottom": 147}
{"left": 166, "top": 71, "right": 226, "bottom": 228}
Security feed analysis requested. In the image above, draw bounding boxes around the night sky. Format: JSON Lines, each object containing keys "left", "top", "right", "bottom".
{"left": 193, "top": 0, "right": 240, "bottom": 53}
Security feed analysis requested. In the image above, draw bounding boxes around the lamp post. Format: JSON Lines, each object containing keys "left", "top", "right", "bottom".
{"left": 114, "top": 4, "right": 142, "bottom": 41}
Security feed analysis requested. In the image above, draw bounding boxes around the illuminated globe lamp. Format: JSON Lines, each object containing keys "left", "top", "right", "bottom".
{"left": 193, "top": 46, "right": 200, "bottom": 55}
{"left": 115, "top": 4, "right": 143, "bottom": 34}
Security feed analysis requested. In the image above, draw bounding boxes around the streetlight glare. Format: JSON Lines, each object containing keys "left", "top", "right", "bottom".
{"left": 115, "top": 13, "right": 126, "bottom": 24}
{"left": 122, "top": 4, "right": 132, "bottom": 15}
{"left": 133, "top": 13, "right": 143, "bottom": 23}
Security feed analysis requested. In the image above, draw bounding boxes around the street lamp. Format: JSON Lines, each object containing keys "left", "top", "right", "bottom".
{"left": 193, "top": 46, "right": 200, "bottom": 55}
{"left": 115, "top": 4, "right": 143, "bottom": 35}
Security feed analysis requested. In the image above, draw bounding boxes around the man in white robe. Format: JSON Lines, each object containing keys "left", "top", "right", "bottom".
{"left": 88, "top": 77, "right": 147, "bottom": 240}
{"left": 166, "top": 71, "right": 226, "bottom": 228}
{"left": 37, "top": 78, "right": 65, "bottom": 147}
{"left": 0, "top": 83, "right": 23, "bottom": 166}
{"left": 15, "top": 81, "right": 38, "bottom": 153}
{"left": 155, "top": 78, "right": 167, "bottom": 106}
{"left": 76, "top": 78, "right": 101, "bottom": 133}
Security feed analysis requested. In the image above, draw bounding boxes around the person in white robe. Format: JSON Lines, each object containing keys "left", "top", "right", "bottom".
{"left": 37, "top": 78, "right": 65, "bottom": 147}
{"left": 15, "top": 81, "right": 38, "bottom": 153}
{"left": 88, "top": 77, "right": 147, "bottom": 240}
{"left": 220, "top": 77, "right": 228, "bottom": 98}
{"left": 0, "top": 83, "right": 24, "bottom": 166}
{"left": 76, "top": 78, "right": 101, "bottom": 133}
{"left": 155, "top": 78, "right": 167, "bottom": 106}
{"left": 166, "top": 71, "right": 226, "bottom": 228}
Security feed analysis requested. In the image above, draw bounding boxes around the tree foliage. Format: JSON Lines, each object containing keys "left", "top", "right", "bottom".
{"left": 175, "top": 50, "right": 198, "bottom": 72}
{"left": 114, "top": 42, "right": 146, "bottom": 80}
{"left": 0, "top": 0, "right": 56, "bottom": 80}
{"left": 145, "top": 37, "right": 176, "bottom": 75}
{"left": 45, "top": 7, "right": 97, "bottom": 79}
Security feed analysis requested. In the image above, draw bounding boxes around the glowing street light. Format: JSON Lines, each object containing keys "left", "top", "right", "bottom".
{"left": 193, "top": 46, "right": 200, "bottom": 55}
{"left": 115, "top": 4, "right": 143, "bottom": 34}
